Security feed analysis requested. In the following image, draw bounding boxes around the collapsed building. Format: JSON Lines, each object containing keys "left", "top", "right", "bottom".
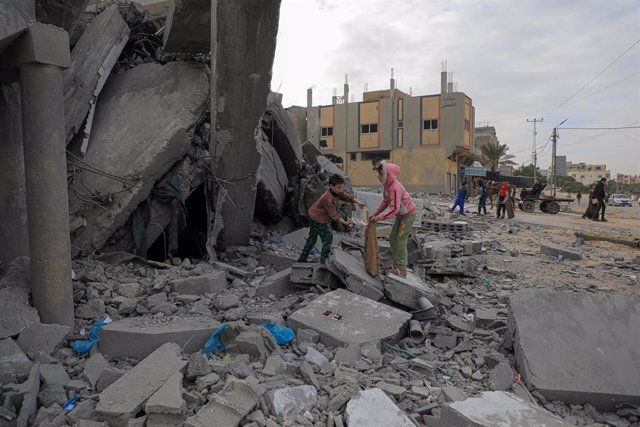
{"left": 1, "top": 1, "right": 640, "bottom": 427}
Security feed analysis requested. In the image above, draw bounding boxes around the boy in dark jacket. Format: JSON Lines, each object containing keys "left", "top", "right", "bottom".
{"left": 298, "top": 174, "right": 365, "bottom": 263}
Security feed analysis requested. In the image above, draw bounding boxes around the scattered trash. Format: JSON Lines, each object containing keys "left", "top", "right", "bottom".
{"left": 71, "top": 317, "right": 111, "bottom": 354}
{"left": 261, "top": 323, "right": 295, "bottom": 346}
{"left": 63, "top": 393, "right": 79, "bottom": 411}
{"left": 202, "top": 323, "right": 229, "bottom": 355}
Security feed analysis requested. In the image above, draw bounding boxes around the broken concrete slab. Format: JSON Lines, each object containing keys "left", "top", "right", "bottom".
{"left": 63, "top": 5, "right": 129, "bottom": 143}
{"left": 287, "top": 289, "right": 411, "bottom": 348}
{"left": 16, "top": 323, "right": 69, "bottom": 355}
{"left": 267, "top": 385, "right": 318, "bottom": 421}
{"left": 82, "top": 352, "right": 107, "bottom": 390}
{"left": 40, "top": 363, "right": 70, "bottom": 387}
{"left": 261, "top": 92, "right": 302, "bottom": 179}
{"left": 95, "top": 343, "right": 187, "bottom": 426}
{"left": 441, "top": 386, "right": 467, "bottom": 403}
{"left": 169, "top": 271, "right": 227, "bottom": 295}
{"left": 489, "top": 362, "right": 515, "bottom": 391}
{"left": 145, "top": 371, "right": 186, "bottom": 425}
{"left": 326, "top": 249, "right": 384, "bottom": 301}
{"left": 255, "top": 268, "right": 295, "bottom": 298}
{"left": 255, "top": 127, "right": 289, "bottom": 225}
{"left": 0, "top": 286, "right": 40, "bottom": 339}
{"left": 69, "top": 62, "right": 209, "bottom": 254}
{"left": 259, "top": 251, "right": 297, "bottom": 272}
{"left": 100, "top": 316, "right": 221, "bottom": 359}
{"left": 0, "top": 256, "right": 31, "bottom": 290}
{"left": 384, "top": 272, "right": 436, "bottom": 310}
{"left": 345, "top": 388, "right": 415, "bottom": 427}
{"left": 0, "top": 338, "right": 33, "bottom": 381}
{"left": 475, "top": 308, "right": 498, "bottom": 329}
{"left": 508, "top": 289, "right": 640, "bottom": 410}
{"left": 439, "top": 391, "right": 569, "bottom": 426}
{"left": 162, "top": 0, "right": 210, "bottom": 54}
{"left": 290, "top": 262, "right": 340, "bottom": 289}
{"left": 540, "top": 244, "right": 582, "bottom": 261}
{"left": 17, "top": 363, "right": 40, "bottom": 427}
{"left": 185, "top": 376, "right": 261, "bottom": 427}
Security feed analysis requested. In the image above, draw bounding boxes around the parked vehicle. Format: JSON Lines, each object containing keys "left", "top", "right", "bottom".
{"left": 608, "top": 194, "right": 632, "bottom": 207}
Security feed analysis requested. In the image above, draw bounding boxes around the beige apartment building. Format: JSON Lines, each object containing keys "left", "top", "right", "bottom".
{"left": 617, "top": 174, "right": 640, "bottom": 185}
{"left": 305, "top": 71, "right": 477, "bottom": 193}
{"left": 567, "top": 162, "right": 611, "bottom": 185}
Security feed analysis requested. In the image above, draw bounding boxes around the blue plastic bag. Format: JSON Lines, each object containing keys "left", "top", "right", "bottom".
{"left": 203, "top": 323, "right": 229, "bottom": 354}
{"left": 71, "top": 318, "right": 108, "bottom": 354}
{"left": 261, "top": 323, "right": 295, "bottom": 346}
{"left": 63, "top": 393, "right": 79, "bottom": 411}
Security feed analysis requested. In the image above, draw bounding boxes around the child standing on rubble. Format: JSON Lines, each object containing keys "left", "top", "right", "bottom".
{"left": 297, "top": 174, "right": 365, "bottom": 264}
{"left": 450, "top": 182, "right": 469, "bottom": 215}
{"left": 369, "top": 160, "right": 416, "bottom": 278}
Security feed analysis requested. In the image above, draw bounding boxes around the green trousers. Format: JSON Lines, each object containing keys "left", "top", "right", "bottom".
{"left": 389, "top": 213, "right": 415, "bottom": 269}
{"left": 300, "top": 219, "right": 333, "bottom": 261}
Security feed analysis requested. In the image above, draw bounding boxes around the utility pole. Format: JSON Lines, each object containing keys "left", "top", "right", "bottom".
{"left": 527, "top": 118, "right": 543, "bottom": 178}
{"left": 550, "top": 118, "right": 568, "bottom": 197}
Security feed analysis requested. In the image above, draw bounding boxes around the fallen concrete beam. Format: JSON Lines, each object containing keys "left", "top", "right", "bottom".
{"left": 95, "top": 343, "right": 187, "bottom": 426}
{"left": 439, "top": 391, "right": 569, "bottom": 426}
{"left": 261, "top": 92, "right": 302, "bottom": 179}
{"left": 384, "top": 272, "right": 436, "bottom": 310}
{"left": 345, "top": 388, "right": 415, "bottom": 427}
{"left": 575, "top": 231, "right": 640, "bottom": 249}
{"left": 255, "top": 127, "right": 288, "bottom": 225}
{"left": 326, "top": 249, "right": 384, "bottom": 301}
{"left": 99, "top": 316, "right": 221, "bottom": 359}
{"left": 162, "top": 0, "right": 210, "bottom": 54}
{"left": 540, "top": 244, "right": 582, "bottom": 261}
{"left": 255, "top": 268, "right": 295, "bottom": 297}
{"left": 508, "top": 289, "right": 640, "bottom": 410}
{"left": 69, "top": 62, "right": 209, "bottom": 254}
{"left": 287, "top": 289, "right": 411, "bottom": 348}
{"left": 208, "top": 0, "right": 281, "bottom": 248}
{"left": 35, "top": 0, "right": 89, "bottom": 32}
{"left": 63, "top": 5, "right": 129, "bottom": 144}
{"left": 145, "top": 371, "right": 186, "bottom": 426}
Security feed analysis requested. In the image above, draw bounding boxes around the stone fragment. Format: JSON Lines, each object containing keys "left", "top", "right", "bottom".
{"left": 82, "top": 352, "right": 108, "bottom": 389}
{"left": 305, "top": 347, "right": 329, "bottom": 367}
{"left": 290, "top": 263, "right": 340, "bottom": 288}
{"left": 0, "top": 338, "right": 33, "bottom": 381}
{"left": 475, "top": 308, "right": 498, "bottom": 328}
{"left": 40, "top": 363, "right": 70, "bottom": 387}
{"left": 255, "top": 268, "right": 295, "bottom": 298}
{"left": 145, "top": 371, "right": 186, "bottom": 426}
{"left": 37, "top": 384, "right": 67, "bottom": 407}
{"left": 326, "top": 249, "right": 384, "bottom": 301}
{"left": 409, "top": 358, "right": 435, "bottom": 376}
{"left": 384, "top": 272, "right": 436, "bottom": 310}
{"left": 169, "top": 271, "right": 227, "bottom": 295}
{"left": 259, "top": 252, "right": 297, "bottom": 272}
{"left": 185, "top": 377, "right": 261, "bottom": 427}
{"left": 95, "top": 343, "right": 187, "bottom": 425}
{"left": 446, "top": 316, "right": 473, "bottom": 333}
{"left": 287, "top": 289, "right": 411, "bottom": 348}
{"left": 0, "top": 256, "right": 31, "bottom": 289}
{"left": 224, "top": 307, "right": 247, "bottom": 321}
{"left": 375, "top": 382, "right": 407, "bottom": 399}
{"left": 66, "top": 400, "right": 97, "bottom": 425}
{"left": 297, "top": 328, "right": 320, "bottom": 345}
{"left": 441, "top": 386, "right": 467, "bottom": 402}
{"left": 16, "top": 323, "right": 69, "bottom": 356}
{"left": 187, "top": 352, "right": 212, "bottom": 379}
{"left": 228, "top": 358, "right": 255, "bottom": 379}
{"left": 195, "top": 373, "right": 220, "bottom": 391}
{"left": 434, "top": 333, "right": 457, "bottom": 350}
{"left": 0, "top": 287, "right": 40, "bottom": 339}
{"left": 100, "top": 316, "right": 221, "bottom": 359}
{"left": 229, "top": 328, "right": 276, "bottom": 362}
{"left": 268, "top": 385, "right": 318, "bottom": 421}
{"left": 214, "top": 294, "right": 240, "bottom": 311}
{"left": 345, "top": 388, "right": 414, "bottom": 427}
{"left": 299, "top": 361, "right": 320, "bottom": 390}
{"left": 540, "top": 244, "right": 582, "bottom": 261}
{"left": 17, "top": 363, "right": 40, "bottom": 427}
{"left": 96, "top": 366, "right": 126, "bottom": 393}
{"left": 116, "top": 283, "right": 142, "bottom": 298}
{"left": 75, "top": 299, "right": 106, "bottom": 319}
{"left": 489, "top": 362, "right": 515, "bottom": 391}
{"left": 440, "top": 391, "right": 569, "bottom": 426}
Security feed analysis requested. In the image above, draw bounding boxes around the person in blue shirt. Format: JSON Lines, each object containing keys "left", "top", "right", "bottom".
{"left": 477, "top": 179, "right": 488, "bottom": 215}
{"left": 450, "top": 182, "right": 468, "bottom": 215}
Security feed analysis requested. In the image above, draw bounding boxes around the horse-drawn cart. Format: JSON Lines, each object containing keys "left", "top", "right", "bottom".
{"left": 518, "top": 194, "right": 574, "bottom": 214}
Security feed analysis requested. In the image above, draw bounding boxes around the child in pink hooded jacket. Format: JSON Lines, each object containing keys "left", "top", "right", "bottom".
{"left": 369, "top": 160, "right": 416, "bottom": 277}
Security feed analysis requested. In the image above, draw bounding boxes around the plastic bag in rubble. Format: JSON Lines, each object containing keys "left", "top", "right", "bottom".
{"left": 364, "top": 218, "right": 380, "bottom": 277}
{"left": 261, "top": 323, "right": 295, "bottom": 346}
{"left": 71, "top": 317, "right": 110, "bottom": 354}
{"left": 202, "top": 323, "right": 229, "bottom": 354}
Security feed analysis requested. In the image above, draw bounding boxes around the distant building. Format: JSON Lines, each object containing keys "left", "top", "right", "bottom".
{"left": 616, "top": 174, "right": 640, "bottom": 185}
{"left": 567, "top": 162, "right": 611, "bottom": 185}
{"left": 473, "top": 125, "right": 498, "bottom": 159}
{"left": 306, "top": 69, "right": 477, "bottom": 192}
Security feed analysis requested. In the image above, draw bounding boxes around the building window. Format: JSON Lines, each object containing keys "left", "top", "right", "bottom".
{"left": 361, "top": 151, "right": 390, "bottom": 161}
{"left": 423, "top": 119, "right": 438, "bottom": 130}
{"left": 464, "top": 119, "right": 470, "bottom": 131}
{"left": 319, "top": 139, "right": 328, "bottom": 149}
{"left": 321, "top": 127, "right": 333, "bottom": 137}
{"left": 397, "top": 120, "right": 403, "bottom": 128}
{"left": 361, "top": 123, "right": 378, "bottom": 134}
{"left": 350, "top": 153, "right": 357, "bottom": 161}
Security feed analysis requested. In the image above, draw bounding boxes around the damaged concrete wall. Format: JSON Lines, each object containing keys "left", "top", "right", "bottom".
{"left": 208, "top": 0, "right": 281, "bottom": 248}
{"left": 262, "top": 92, "right": 302, "bottom": 179}
{"left": 0, "top": 0, "right": 35, "bottom": 55}
{"left": 255, "top": 128, "right": 289, "bottom": 225}
{"left": 70, "top": 62, "right": 209, "bottom": 254}
{"left": 36, "top": 0, "right": 90, "bottom": 32}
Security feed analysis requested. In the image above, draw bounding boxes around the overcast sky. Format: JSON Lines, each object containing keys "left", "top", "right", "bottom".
{"left": 271, "top": 0, "right": 640, "bottom": 176}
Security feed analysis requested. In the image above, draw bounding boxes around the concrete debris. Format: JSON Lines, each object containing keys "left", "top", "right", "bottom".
{"left": 540, "top": 244, "right": 582, "bottom": 261}
{"left": 326, "top": 249, "right": 385, "bottom": 301}
{"left": 255, "top": 127, "right": 289, "bottom": 225}
{"left": 384, "top": 272, "right": 436, "bottom": 310}
{"left": 95, "top": 343, "right": 187, "bottom": 425}
{"left": 37, "top": 384, "right": 67, "bottom": 407}
{"left": 508, "top": 289, "right": 640, "bottom": 410}
{"left": 440, "top": 391, "right": 570, "bottom": 426}
{"left": 474, "top": 308, "right": 498, "bottom": 328}
{"left": 0, "top": 338, "right": 33, "bottom": 381}
{"left": 259, "top": 251, "right": 297, "bottom": 272}
{"left": 287, "top": 289, "right": 411, "bottom": 347}
{"left": 75, "top": 299, "right": 106, "bottom": 319}
{"left": 162, "top": 0, "right": 210, "bottom": 54}
{"left": 16, "top": 323, "right": 69, "bottom": 356}
{"left": 268, "top": 385, "right": 318, "bottom": 421}
{"left": 0, "top": 256, "right": 31, "bottom": 289}
{"left": 169, "top": 271, "right": 227, "bottom": 295}
{"left": 305, "top": 347, "right": 329, "bottom": 367}
{"left": 0, "top": 286, "right": 40, "bottom": 339}
{"left": 296, "top": 328, "right": 320, "bottom": 344}
{"left": 261, "top": 92, "right": 303, "bottom": 179}
{"left": 39, "top": 363, "right": 70, "bottom": 387}
{"left": 345, "top": 388, "right": 415, "bottom": 427}
{"left": 145, "top": 371, "right": 186, "bottom": 425}
{"left": 82, "top": 352, "right": 108, "bottom": 389}
{"left": 255, "top": 268, "right": 295, "bottom": 297}
{"left": 290, "top": 262, "right": 341, "bottom": 289}
{"left": 489, "top": 362, "right": 515, "bottom": 391}
{"left": 17, "top": 363, "right": 40, "bottom": 427}
{"left": 100, "top": 316, "right": 221, "bottom": 359}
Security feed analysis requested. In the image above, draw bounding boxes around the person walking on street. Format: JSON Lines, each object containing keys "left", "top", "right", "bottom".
{"left": 496, "top": 182, "right": 509, "bottom": 218}
{"left": 576, "top": 192, "right": 582, "bottom": 205}
{"left": 477, "top": 179, "right": 488, "bottom": 215}
{"left": 593, "top": 177, "right": 607, "bottom": 222}
{"left": 370, "top": 160, "right": 416, "bottom": 278}
{"left": 450, "top": 182, "right": 468, "bottom": 215}
{"left": 488, "top": 181, "right": 495, "bottom": 209}
{"left": 582, "top": 184, "right": 596, "bottom": 219}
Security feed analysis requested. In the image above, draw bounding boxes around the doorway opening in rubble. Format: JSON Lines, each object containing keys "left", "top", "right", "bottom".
{"left": 147, "top": 183, "right": 208, "bottom": 262}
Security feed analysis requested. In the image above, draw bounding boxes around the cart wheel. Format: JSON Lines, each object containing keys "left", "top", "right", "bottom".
{"left": 547, "top": 202, "right": 560, "bottom": 214}
{"left": 540, "top": 201, "right": 548, "bottom": 213}
{"left": 518, "top": 202, "right": 524, "bottom": 211}
{"left": 522, "top": 200, "right": 535, "bottom": 213}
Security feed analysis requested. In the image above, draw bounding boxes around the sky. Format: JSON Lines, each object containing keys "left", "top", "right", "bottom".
{"left": 271, "top": 0, "right": 640, "bottom": 176}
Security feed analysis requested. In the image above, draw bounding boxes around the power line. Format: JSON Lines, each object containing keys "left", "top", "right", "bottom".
{"left": 546, "top": 38, "right": 640, "bottom": 115}
{"left": 559, "top": 126, "right": 640, "bottom": 130}
{"left": 571, "top": 71, "right": 640, "bottom": 104}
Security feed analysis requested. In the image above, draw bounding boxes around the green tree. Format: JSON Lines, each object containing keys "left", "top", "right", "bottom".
{"left": 514, "top": 164, "right": 546, "bottom": 183}
{"left": 479, "top": 141, "right": 517, "bottom": 171}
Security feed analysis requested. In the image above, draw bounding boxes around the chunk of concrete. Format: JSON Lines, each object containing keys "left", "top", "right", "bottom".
{"left": 0, "top": 287, "right": 40, "bottom": 339}
{"left": 255, "top": 268, "right": 295, "bottom": 298}
{"left": 441, "top": 386, "right": 467, "bottom": 402}
{"left": 345, "top": 388, "right": 415, "bottom": 427}
{"left": 17, "top": 363, "right": 40, "bottom": 427}
{"left": 95, "top": 343, "right": 187, "bottom": 426}
{"left": 185, "top": 377, "right": 261, "bottom": 427}
{"left": 0, "top": 256, "right": 31, "bottom": 289}
{"left": 16, "top": 323, "right": 69, "bottom": 355}
{"left": 82, "top": 352, "right": 108, "bottom": 389}
{"left": 100, "top": 316, "right": 221, "bottom": 359}
{"left": 145, "top": 371, "right": 186, "bottom": 424}
{"left": 290, "top": 263, "right": 340, "bottom": 289}
{"left": 0, "top": 1, "right": 32, "bottom": 55}
{"left": 69, "top": 62, "right": 209, "bottom": 254}
{"left": 262, "top": 92, "right": 303, "bottom": 179}
{"left": 305, "top": 347, "right": 329, "bottom": 367}
{"left": 169, "top": 271, "right": 227, "bottom": 295}
{"left": 287, "top": 289, "right": 411, "bottom": 348}
{"left": 475, "top": 308, "right": 498, "bottom": 328}
{"left": 540, "top": 244, "right": 582, "bottom": 261}
{"left": 0, "top": 338, "right": 33, "bottom": 381}
{"left": 508, "top": 289, "right": 640, "bottom": 410}
{"left": 162, "top": 0, "right": 210, "bottom": 54}
{"left": 440, "top": 391, "right": 569, "bottom": 426}
{"left": 267, "top": 385, "right": 318, "bottom": 421}
{"left": 259, "top": 251, "right": 297, "bottom": 272}
{"left": 489, "top": 362, "right": 515, "bottom": 391}
{"left": 255, "top": 128, "right": 289, "bottom": 225}
{"left": 326, "top": 249, "right": 384, "bottom": 301}
{"left": 40, "top": 363, "right": 70, "bottom": 387}
{"left": 384, "top": 272, "right": 436, "bottom": 310}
